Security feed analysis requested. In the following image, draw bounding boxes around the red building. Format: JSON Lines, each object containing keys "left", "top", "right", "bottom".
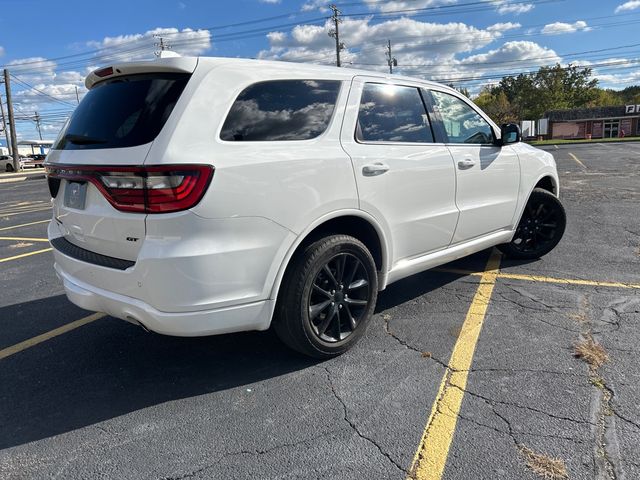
{"left": 545, "top": 105, "right": 640, "bottom": 140}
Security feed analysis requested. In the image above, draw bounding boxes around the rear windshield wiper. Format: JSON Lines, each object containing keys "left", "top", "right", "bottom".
{"left": 64, "top": 133, "right": 107, "bottom": 145}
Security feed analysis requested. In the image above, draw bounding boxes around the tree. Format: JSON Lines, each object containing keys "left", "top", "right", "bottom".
{"left": 474, "top": 88, "right": 517, "bottom": 124}
{"left": 448, "top": 84, "right": 470, "bottom": 98}
{"left": 485, "top": 64, "right": 599, "bottom": 120}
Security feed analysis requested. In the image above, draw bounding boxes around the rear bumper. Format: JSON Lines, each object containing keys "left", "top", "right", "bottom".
{"left": 55, "top": 263, "right": 273, "bottom": 336}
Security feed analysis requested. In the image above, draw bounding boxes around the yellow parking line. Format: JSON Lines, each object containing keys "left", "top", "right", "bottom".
{"left": 409, "top": 250, "right": 501, "bottom": 479}
{"left": 568, "top": 152, "right": 586, "bottom": 169}
{"left": 0, "top": 313, "right": 105, "bottom": 360}
{"left": 497, "top": 272, "right": 640, "bottom": 290}
{"left": 0, "top": 219, "right": 50, "bottom": 232}
{"left": 0, "top": 203, "right": 50, "bottom": 213}
{"left": 434, "top": 268, "right": 640, "bottom": 290}
{"left": 0, "top": 247, "right": 53, "bottom": 263}
{"left": 0, "top": 236, "right": 49, "bottom": 242}
{"left": 0, "top": 207, "right": 51, "bottom": 217}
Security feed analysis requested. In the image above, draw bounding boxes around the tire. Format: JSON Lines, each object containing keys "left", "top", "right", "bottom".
{"left": 6, "top": 163, "right": 13, "bottom": 172}
{"left": 274, "top": 234, "right": 378, "bottom": 358}
{"left": 498, "top": 188, "right": 566, "bottom": 260}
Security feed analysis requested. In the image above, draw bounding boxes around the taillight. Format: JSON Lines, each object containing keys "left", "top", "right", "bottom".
{"left": 45, "top": 164, "right": 213, "bottom": 213}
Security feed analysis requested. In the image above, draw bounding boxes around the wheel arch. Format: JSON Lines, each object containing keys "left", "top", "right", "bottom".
{"left": 269, "top": 210, "right": 391, "bottom": 306}
{"left": 534, "top": 175, "right": 558, "bottom": 196}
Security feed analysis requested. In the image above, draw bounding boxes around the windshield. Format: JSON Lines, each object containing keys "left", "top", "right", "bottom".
{"left": 54, "top": 72, "right": 191, "bottom": 150}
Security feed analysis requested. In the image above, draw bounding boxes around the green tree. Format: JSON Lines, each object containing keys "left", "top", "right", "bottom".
{"left": 474, "top": 88, "right": 517, "bottom": 124}
{"left": 487, "top": 64, "right": 599, "bottom": 120}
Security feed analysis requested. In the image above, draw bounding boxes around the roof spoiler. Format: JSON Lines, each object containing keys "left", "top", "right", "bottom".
{"left": 85, "top": 57, "right": 198, "bottom": 89}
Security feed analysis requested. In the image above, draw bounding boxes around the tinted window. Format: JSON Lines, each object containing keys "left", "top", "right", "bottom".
{"left": 430, "top": 90, "right": 493, "bottom": 144}
{"left": 54, "top": 73, "right": 190, "bottom": 150}
{"left": 220, "top": 80, "right": 340, "bottom": 141}
{"left": 357, "top": 84, "right": 433, "bottom": 143}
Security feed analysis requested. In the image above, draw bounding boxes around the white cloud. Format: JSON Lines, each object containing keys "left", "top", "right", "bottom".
{"left": 301, "top": 0, "right": 330, "bottom": 12}
{"left": 486, "top": 22, "right": 522, "bottom": 33}
{"left": 493, "top": 0, "right": 534, "bottom": 15}
{"left": 460, "top": 41, "right": 560, "bottom": 67}
{"left": 260, "top": 17, "right": 515, "bottom": 64}
{"left": 86, "top": 27, "right": 212, "bottom": 60}
{"left": 259, "top": 0, "right": 281, "bottom": 3}
{"left": 615, "top": 1, "right": 640, "bottom": 13}
{"left": 258, "top": 16, "right": 561, "bottom": 94}
{"left": 8, "top": 27, "right": 212, "bottom": 140}
{"left": 541, "top": 21, "right": 590, "bottom": 35}
{"left": 361, "top": 0, "right": 457, "bottom": 13}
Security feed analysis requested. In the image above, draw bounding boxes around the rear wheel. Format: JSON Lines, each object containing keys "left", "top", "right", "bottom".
{"left": 274, "top": 235, "right": 378, "bottom": 358}
{"left": 498, "top": 188, "right": 566, "bottom": 259}
{"left": 6, "top": 163, "right": 13, "bottom": 172}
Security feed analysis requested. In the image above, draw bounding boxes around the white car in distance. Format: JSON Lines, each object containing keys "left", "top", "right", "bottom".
{"left": 46, "top": 57, "right": 566, "bottom": 358}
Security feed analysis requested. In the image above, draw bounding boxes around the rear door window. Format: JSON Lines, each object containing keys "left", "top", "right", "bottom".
{"left": 356, "top": 83, "right": 434, "bottom": 143}
{"left": 54, "top": 73, "right": 191, "bottom": 150}
{"left": 220, "top": 80, "right": 341, "bottom": 141}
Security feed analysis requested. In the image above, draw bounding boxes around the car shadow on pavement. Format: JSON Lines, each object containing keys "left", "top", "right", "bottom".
{"left": 0, "top": 251, "right": 538, "bottom": 451}
{"left": 0, "top": 295, "right": 319, "bottom": 450}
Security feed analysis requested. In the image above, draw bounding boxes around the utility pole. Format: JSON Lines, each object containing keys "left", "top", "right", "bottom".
{"left": 0, "top": 92, "right": 11, "bottom": 158}
{"left": 328, "top": 5, "right": 344, "bottom": 67}
{"left": 75, "top": 86, "right": 80, "bottom": 104}
{"left": 385, "top": 40, "right": 397, "bottom": 74}
{"left": 3, "top": 70, "right": 20, "bottom": 172}
{"left": 34, "top": 112, "right": 43, "bottom": 141}
{"left": 154, "top": 36, "right": 170, "bottom": 57}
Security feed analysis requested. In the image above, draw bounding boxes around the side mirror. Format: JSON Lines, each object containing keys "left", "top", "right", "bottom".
{"left": 500, "top": 123, "right": 521, "bottom": 145}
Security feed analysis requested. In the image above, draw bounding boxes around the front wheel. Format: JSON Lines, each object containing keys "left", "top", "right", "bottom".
{"left": 5, "top": 163, "right": 14, "bottom": 172}
{"left": 498, "top": 188, "right": 566, "bottom": 260}
{"left": 274, "top": 234, "right": 378, "bottom": 358}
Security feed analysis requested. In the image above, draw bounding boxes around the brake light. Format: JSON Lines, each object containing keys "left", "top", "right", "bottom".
{"left": 45, "top": 164, "right": 213, "bottom": 213}
{"left": 95, "top": 66, "right": 114, "bottom": 77}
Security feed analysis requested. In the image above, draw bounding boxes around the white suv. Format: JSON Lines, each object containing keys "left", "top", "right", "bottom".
{"left": 46, "top": 57, "right": 565, "bottom": 357}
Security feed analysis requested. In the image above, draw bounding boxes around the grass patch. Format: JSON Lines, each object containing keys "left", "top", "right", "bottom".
{"left": 574, "top": 336, "right": 609, "bottom": 369}
{"left": 518, "top": 445, "right": 568, "bottom": 479}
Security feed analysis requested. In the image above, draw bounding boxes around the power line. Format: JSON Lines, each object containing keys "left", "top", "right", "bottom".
{"left": 10, "top": 74, "right": 77, "bottom": 107}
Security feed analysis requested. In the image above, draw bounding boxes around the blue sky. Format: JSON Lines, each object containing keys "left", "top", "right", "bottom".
{"left": 1, "top": 0, "right": 639, "bottom": 140}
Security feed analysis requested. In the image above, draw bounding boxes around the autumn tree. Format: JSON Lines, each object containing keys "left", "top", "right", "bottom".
{"left": 482, "top": 64, "right": 599, "bottom": 120}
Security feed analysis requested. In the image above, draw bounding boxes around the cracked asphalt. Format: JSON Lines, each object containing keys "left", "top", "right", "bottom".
{"left": 0, "top": 142, "right": 639, "bottom": 479}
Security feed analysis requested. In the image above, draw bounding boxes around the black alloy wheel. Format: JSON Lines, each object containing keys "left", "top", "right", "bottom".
{"left": 308, "top": 252, "right": 370, "bottom": 343}
{"left": 499, "top": 188, "right": 566, "bottom": 260}
{"left": 274, "top": 234, "right": 378, "bottom": 358}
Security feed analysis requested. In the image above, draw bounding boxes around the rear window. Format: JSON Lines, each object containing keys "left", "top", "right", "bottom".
{"left": 54, "top": 73, "right": 190, "bottom": 150}
{"left": 220, "top": 80, "right": 341, "bottom": 141}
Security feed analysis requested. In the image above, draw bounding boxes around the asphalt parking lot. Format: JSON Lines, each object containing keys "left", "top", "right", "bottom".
{"left": 0, "top": 143, "right": 638, "bottom": 480}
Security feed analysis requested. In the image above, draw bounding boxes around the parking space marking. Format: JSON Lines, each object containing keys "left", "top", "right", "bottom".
{"left": 568, "top": 152, "right": 587, "bottom": 169}
{"left": 409, "top": 250, "right": 501, "bottom": 479}
{"left": 0, "top": 236, "right": 49, "bottom": 243}
{"left": 0, "top": 207, "right": 51, "bottom": 217}
{"left": 0, "top": 247, "right": 53, "bottom": 263}
{"left": 435, "top": 268, "right": 640, "bottom": 290}
{"left": 0, "top": 313, "right": 105, "bottom": 361}
{"left": 554, "top": 145, "right": 558, "bottom": 149}
{"left": 497, "top": 272, "right": 640, "bottom": 290}
{"left": 0, "top": 203, "right": 50, "bottom": 214}
{"left": 0, "top": 219, "right": 50, "bottom": 232}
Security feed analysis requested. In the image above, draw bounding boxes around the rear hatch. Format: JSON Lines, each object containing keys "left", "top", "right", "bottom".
{"left": 46, "top": 59, "right": 197, "bottom": 262}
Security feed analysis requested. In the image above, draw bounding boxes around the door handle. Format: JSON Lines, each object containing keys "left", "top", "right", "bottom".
{"left": 457, "top": 158, "right": 475, "bottom": 170}
{"left": 362, "top": 163, "right": 390, "bottom": 176}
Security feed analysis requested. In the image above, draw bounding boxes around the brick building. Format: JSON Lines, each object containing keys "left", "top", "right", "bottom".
{"left": 544, "top": 105, "right": 640, "bottom": 140}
